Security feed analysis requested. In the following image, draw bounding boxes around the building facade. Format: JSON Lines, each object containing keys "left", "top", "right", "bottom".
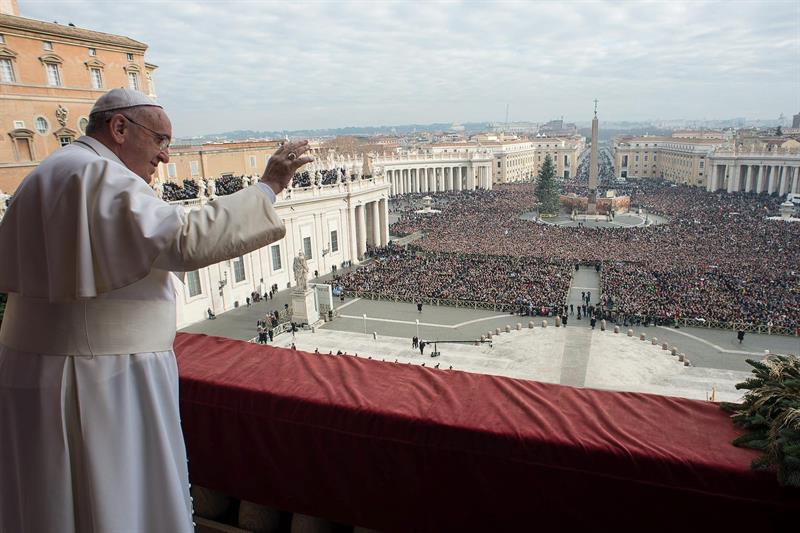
{"left": 613, "top": 133, "right": 800, "bottom": 195}
{"left": 173, "top": 176, "right": 390, "bottom": 328}
{"left": 705, "top": 144, "right": 800, "bottom": 195}
{"left": 0, "top": 3, "right": 156, "bottom": 192}
{"left": 157, "top": 140, "right": 283, "bottom": 182}
{"left": 375, "top": 149, "right": 495, "bottom": 195}
{"left": 613, "top": 136, "right": 671, "bottom": 180}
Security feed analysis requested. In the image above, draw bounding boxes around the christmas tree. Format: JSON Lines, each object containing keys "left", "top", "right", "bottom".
{"left": 721, "top": 354, "right": 800, "bottom": 487}
{"left": 535, "top": 154, "right": 560, "bottom": 216}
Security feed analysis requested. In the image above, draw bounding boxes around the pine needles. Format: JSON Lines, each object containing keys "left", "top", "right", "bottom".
{"left": 721, "top": 354, "right": 800, "bottom": 488}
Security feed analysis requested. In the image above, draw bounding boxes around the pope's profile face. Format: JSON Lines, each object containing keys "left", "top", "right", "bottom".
{"left": 121, "top": 108, "right": 172, "bottom": 184}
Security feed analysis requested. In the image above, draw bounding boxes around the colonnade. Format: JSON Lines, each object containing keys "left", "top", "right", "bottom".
{"left": 385, "top": 165, "right": 493, "bottom": 196}
{"left": 707, "top": 162, "right": 800, "bottom": 196}
{"left": 349, "top": 198, "right": 389, "bottom": 260}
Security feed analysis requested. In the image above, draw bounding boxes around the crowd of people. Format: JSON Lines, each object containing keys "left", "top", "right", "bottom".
{"left": 157, "top": 166, "right": 360, "bottom": 203}
{"left": 337, "top": 244, "right": 572, "bottom": 312}
{"left": 291, "top": 167, "right": 351, "bottom": 188}
{"left": 353, "top": 181, "right": 799, "bottom": 330}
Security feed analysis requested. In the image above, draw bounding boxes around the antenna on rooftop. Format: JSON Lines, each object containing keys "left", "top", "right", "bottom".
{"left": 505, "top": 103, "right": 509, "bottom": 132}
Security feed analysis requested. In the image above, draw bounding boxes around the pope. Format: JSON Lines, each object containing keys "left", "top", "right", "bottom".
{"left": 0, "top": 88, "right": 312, "bottom": 532}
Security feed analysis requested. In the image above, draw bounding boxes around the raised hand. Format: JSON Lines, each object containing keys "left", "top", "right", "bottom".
{"left": 260, "top": 140, "right": 314, "bottom": 194}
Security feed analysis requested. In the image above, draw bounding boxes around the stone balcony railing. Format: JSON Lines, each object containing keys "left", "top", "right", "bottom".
{"left": 166, "top": 176, "right": 390, "bottom": 208}
{"left": 711, "top": 147, "right": 800, "bottom": 158}
{"left": 373, "top": 150, "right": 494, "bottom": 165}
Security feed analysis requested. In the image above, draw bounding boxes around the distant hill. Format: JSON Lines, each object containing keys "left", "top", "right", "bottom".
{"left": 176, "top": 122, "right": 494, "bottom": 144}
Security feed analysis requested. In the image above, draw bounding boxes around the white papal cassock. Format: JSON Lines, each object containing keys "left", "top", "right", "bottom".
{"left": 0, "top": 136, "right": 285, "bottom": 532}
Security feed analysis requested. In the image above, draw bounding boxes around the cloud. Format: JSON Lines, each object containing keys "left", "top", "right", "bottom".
{"left": 20, "top": 0, "right": 800, "bottom": 135}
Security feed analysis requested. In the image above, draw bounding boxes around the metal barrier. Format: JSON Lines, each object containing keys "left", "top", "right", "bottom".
{"left": 674, "top": 317, "right": 797, "bottom": 337}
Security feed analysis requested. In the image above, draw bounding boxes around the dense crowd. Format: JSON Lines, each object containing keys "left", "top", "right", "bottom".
{"left": 368, "top": 182, "right": 800, "bottom": 330}
{"left": 338, "top": 245, "right": 572, "bottom": 311}
{"left": 158, "top": 167, "right": 356, "bottom": 202}
{"left": 291, "top": 167, "right": 351, "bottom": 188}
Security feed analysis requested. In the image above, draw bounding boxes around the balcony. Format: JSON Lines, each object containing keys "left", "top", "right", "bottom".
{"left": 175, "top": 333, "right": 798, "bottom": 532}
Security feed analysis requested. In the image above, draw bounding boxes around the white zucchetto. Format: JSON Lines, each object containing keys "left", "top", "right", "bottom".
{"left": 90, "top": 88, "right": 162, "bottom": 115}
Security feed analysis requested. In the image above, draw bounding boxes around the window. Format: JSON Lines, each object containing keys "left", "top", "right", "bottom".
{"left": 127, "top": 53, "right": 134, "bottom": 61}
{"left": 90, "top": 67, "right": 103, "bottom": 89}
{"left": 249, "top": 155, "right": 256, "bottom": 167}
{"left": 699, "top": 161, "right": 704, "bottom": 169}
{"left": 187, "top": 271, "right": 202, "bottom": 297}
{"left": 13, "top": 120, "right": 24, "bottom": 129}
{"left": 190, "top": 161, "right": 199, "bottom": 176}
{"left": 35, "top": 117, "right": 48, "bottom": 134}
{"left": 233, "top": 256, "right": 246, "bottom": 283}
{"left": 88, "top": 48, "right": 96, "bottom": 56}
{"left": 128, "top": 71, "right": 139, "bottom": 91}
{"left": 330, "top": 230, "right": 339, "bottom": 252}
{"left": 42, "top": 41, "right": 53, "bottom": 51}
{"left": 14, "top": 137, "right": 33, "bottom": 161}
{"left": 0, "top": 58, "right": 14, "bottom": 82}
{"left": 59, "top": 136, "right": 72, "bottom": 147}
{"left": 635, "top": 155, "right": 639, "bottom": 162}
{"left": 167, "top": 163, "right": 176, "bottom": 178}
{"left": 271, "top": 244, "right": 282, "bottom": 271}
{"left": 78, "top": 117, "right": 88, "bottom": 135}
{"left": 46, "top": 63, "right": 61, "bottom": 86}
{"left": 303, "top": 236, "right": 312, "bottom": 260}
{"left": 644, "top": 155, "right": 648, "bottom": 161}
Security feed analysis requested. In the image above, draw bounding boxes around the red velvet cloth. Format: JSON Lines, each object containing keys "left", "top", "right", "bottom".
{"left": 175, "top": 333, "right": 798, "bottom": 532}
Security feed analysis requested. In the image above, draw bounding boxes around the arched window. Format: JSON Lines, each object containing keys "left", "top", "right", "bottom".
{"left": 35, "top": 116, "right": 49, "bottom": 134}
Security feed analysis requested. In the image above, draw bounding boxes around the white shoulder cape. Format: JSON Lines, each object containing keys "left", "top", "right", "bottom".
{"left": 0, "top": 137, "right": 183, "bottom": 301}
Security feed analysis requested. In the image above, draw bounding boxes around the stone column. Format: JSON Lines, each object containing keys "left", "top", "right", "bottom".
{"left": 371, "top": 201, "right": 381, "bottom": 247}
{"left": 419, "top": 168, "right": 426, "bottom": 193}
{"left": 791, "top": 167, "right": 799, "bottom": 194}
{"left": 726, "top": 164, "right": 736, "bottom": 193}
{"left": 781, "top": 166, "right": 790, "bottom": 196}
{"left": 379, "top": 198, "right": 389, "bottom": 246}
{"left": 347, "top": 207, "right": 357, "bottom": 264}
{"left": 454, "top": 166, "right": 462, "bottom": 191}
{"left": 768, "top": 166, "right": 777, "bottom": 194}
{"left": 744, "top": 166, "right": 753, "bottom": 193}
{"left": 756, "top": 165, "right": 763, "bottom": 193}
{"left": 356, "top": 204, "right": 366, "bottom": 260}
{"left": 467, "top": 166, "right": 476, "bottom": 190}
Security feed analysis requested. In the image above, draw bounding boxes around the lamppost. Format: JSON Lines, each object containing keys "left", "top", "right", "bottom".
{"left": 415, "top": 319, "right": 420, "bottom": 340}
{"left": 363, "top": 313, "right": 367, "bottom": 335}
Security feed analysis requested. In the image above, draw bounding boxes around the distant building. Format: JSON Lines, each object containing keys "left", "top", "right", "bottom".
{"left": 613, "top": 132, "right": 800, "bottom": 194}
{"left": 671, "top": 130, "right": 725, "bottom": 140}
{"left": 0, "top": 0, "right": 156, "bottom": 192}
{"left": 792, "top": 112, "right": 800, "bottom": 129}
{"left": 539, "top": 119, "right": 577, "bottom": 137}
{"left": 159, "top": 140, "right": 283, "bottom": 183}
{"left": 454, "top": 132, "right": 584, "bottom": 183}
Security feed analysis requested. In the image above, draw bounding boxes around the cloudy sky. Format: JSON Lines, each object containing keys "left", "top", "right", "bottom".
{"left": 20, "top": 0, "right": 800, "bottom": 137}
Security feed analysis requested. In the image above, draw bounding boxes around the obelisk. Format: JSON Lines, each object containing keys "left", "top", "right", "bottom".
{"left": 587, "top": 99, "right": 599, "bottom": 215}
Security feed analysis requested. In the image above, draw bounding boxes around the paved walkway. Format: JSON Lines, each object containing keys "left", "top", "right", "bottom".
{"left": 181, "top": 268, "right": 798, "bottom": 373}
{"left": 558, "top": 266, "right": 601, "bottom": 386}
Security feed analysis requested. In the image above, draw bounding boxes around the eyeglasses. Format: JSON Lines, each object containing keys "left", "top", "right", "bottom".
{"left": 118, "top": 114, "right": 171, "bottom": 151}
